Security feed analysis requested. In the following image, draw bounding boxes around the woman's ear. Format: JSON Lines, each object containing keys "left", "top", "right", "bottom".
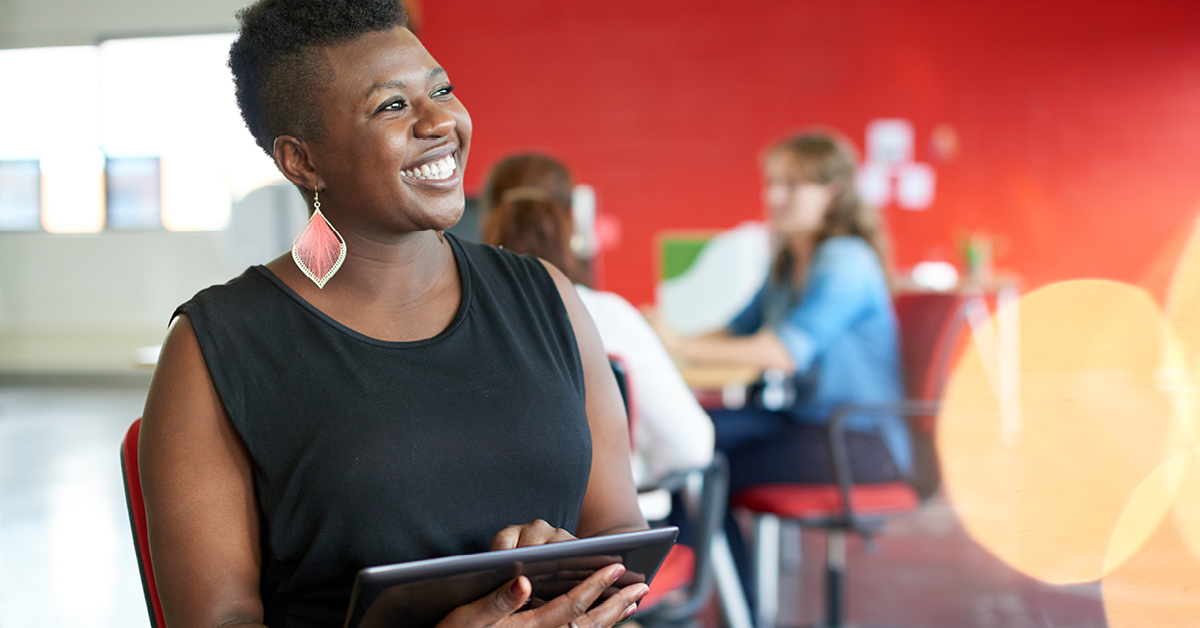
{"left": 273, "top": 136, "right": 323, "bottom": 190}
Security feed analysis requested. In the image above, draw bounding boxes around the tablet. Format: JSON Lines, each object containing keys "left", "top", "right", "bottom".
{"left": 343, "top": 527, "right": 679, "bottom": 628}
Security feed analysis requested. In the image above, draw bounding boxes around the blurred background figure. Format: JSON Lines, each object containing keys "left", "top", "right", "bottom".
{"left": 480, "top": 152, "right": 593, "bottom": 282}
{"left": 660, "top": 131, "right": 905, "bottom": 482}
{"left": 480, "top": 154, "right": 714, "bottom": 521}
{"left": 480, "top": 153, "right": 575, "bottom": 218}
{"left": 653, "top": 130, "right": 906, "bottom": 602}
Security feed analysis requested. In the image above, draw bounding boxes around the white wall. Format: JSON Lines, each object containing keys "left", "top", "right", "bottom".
{"left": 0, "top": 0, "right": 246, "bottom": 49}
{"left": 0, "top": 184, "right": 307, "bottom": 373}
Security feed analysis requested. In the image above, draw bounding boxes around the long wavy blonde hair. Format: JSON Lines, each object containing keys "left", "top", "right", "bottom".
{"left": 766, "top": 131, "right": 891, "bottom": 286}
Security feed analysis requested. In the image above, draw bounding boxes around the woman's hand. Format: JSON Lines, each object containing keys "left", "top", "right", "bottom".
{"left": 436, "top": 565, "right": 649, "bottom": 628}
{"left": 644, "top": 315, "right": 795, "bottom": 373}
{"left": 491, "top": 519, "right": 577, "bottom": 550}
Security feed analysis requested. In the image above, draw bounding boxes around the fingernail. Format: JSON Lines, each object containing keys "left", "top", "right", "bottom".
{"left": 509, "top": 577, "right": 524, "bottom": 598}
{"left": 609, "top": 563, "right": 626, "bottom": 579}
{"left": 621, "top": 603, "right": 638, "bottom": 620}
{"left": 635, "top": 585, "right": 650, "bottom": 601}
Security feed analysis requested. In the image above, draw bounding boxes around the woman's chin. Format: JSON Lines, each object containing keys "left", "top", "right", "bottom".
{"left": 424, "top": 205, "right": 465, "bottom": 233}
{"left": 773, "top": 223, "right": 821, "bottom": 237}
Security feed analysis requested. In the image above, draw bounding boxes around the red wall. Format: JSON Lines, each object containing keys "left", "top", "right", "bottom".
{"left": 421, "top": 0, "right": 1200, "bottom": 305}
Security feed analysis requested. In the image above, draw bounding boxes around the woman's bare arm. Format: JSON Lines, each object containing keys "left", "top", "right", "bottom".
{"left": 668, "top": 330, "right": 795, "bottom": 373}
{"left": 643, "top": 307, "right": 794, "bottom": 373}
{"left": 140, "top": 315, "right": 267, "bottom": 628}
{"left": 540, "top": 261, "right": 648, "bottom": 539}
{"left": 456, "top": 263, "right": 655, "bottom": 623}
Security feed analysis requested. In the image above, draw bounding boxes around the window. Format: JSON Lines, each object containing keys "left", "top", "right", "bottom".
{"left": 0, "top": 35, "right": 281, "bottom": 233}
{"left": 105, "top": 157, "right": 161, "bottom": 230}
{"left": 0, "top": 160, "right": 41, "bottom": 230}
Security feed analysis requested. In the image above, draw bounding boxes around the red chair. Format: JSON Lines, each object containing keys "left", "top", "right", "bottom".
{"left": 731, "top": 291, "right": 973, "bottom": 628}
{"left": 120, "top": 418, "right": 165, "bottom": 628}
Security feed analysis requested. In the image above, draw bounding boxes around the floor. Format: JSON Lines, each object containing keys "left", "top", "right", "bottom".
{"left": 763, "top": 502, "right": 1109, "bottom": 628}
{"left": 0, "top": 381, "right": 1110, "bottom": 628}
{"left": 0, "top": 380, "right": 151, "bottom": 628}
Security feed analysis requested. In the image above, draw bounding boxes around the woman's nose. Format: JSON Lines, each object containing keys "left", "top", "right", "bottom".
{"left": 412, "top": 100, "right": 456, "bottom": 138}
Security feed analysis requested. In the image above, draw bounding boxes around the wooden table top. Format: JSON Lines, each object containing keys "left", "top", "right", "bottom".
{"left": 675, "top": 361, "right": 761, "bottom": 390}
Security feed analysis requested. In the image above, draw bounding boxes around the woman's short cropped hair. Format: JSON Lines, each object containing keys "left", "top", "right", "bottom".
{"left": 228, "top": 0, "right": 409, "bottom": 157}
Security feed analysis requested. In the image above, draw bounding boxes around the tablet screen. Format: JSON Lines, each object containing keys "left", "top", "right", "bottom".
{"left": 344, "top": 527, "right": 678, "bottom": 628}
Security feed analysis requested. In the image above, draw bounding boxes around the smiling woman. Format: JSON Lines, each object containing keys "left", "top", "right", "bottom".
{"left": 136, "top": 2, "right": 649, "bottom": 628}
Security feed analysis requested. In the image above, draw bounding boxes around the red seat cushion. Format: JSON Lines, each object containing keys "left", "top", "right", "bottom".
{"left": 732, "top": 482, "right": 920, "bottom": 519}
{"left": 638, "top": 544, "right": 695, "bottom": 611}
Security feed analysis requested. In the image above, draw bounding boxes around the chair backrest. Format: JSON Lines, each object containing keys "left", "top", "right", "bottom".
{"left": 608, "top": 355, "right": 637, "bottom": 450}
{"left": 894, "top": 291, "right": 973, "bottom": 404}
{"left": 892, "top": 292, "right": 973, "bottom": 498}
{"left": 120, "top": 418, "right": 165, "bottom": 628}
{"left": 639, "top": 454, "right": 729, "bottom": 624}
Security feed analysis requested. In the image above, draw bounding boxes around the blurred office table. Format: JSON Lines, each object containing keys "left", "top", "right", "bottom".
{"left": 676, "top": 361, "right": 761, "bottom": 410}
{"left": 673, "top": 281, "right": 1021, "bottom": 414}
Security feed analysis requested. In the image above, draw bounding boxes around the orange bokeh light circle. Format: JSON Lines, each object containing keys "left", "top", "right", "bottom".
{"left": 938, "top": 280, "right": 1192, "bottom": 584}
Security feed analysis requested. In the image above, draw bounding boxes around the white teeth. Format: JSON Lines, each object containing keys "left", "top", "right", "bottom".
{"left": 402, "top": 154, "right": 457, "bottom": 181}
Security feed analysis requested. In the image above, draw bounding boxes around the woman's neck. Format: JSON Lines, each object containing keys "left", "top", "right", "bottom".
{"left": 785, "top": 231, "right": 817, "bottom": 277}
{"left": 275, "top": 227, "right": 446, "bottom": 290}
{"left": 333, "top": 229, "right": 450, "bottom": 296}
{"left": 267, "top": 229, "right": 461, "bottom": 341}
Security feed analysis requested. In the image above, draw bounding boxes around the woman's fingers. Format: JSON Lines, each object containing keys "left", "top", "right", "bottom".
{"left": 491, "top": 520, "right": 577, "bottom": 550}
{"left": 522, "top": 563, "right": 644, "bottom": 628}
{"left": 438, "top": 576, "right": 531, "bottom": 628}
{"left": 436, "top": 563, "right": 649, "bottom": 628}
{"left": 558, "top": 573, "right": 650, "bottom": 628}
{"left": 491, "top": 525, "right": 522, "bottom": 551}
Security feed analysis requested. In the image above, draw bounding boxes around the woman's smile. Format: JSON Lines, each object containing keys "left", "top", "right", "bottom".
{"left": 399, "top": 144, "right": 461, "bottom": 190}
{"left": 401, "top": 153, "right": 457, "bottom": 181}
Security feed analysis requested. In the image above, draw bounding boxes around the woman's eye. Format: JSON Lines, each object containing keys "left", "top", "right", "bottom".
{"left": 432, "top": 84, "right": 455, "bottom": 98}
{"left": 378, "top": 98, "right": 407, "bottom": 113}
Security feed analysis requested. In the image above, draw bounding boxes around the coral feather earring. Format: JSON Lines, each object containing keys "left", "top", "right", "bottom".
{"left": 292, "top": 190, "right": 346, "bottom": 289}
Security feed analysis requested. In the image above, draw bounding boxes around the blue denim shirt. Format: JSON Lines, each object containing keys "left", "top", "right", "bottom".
{"left": 729, "top": 236, "right": 910, "bottom": 475}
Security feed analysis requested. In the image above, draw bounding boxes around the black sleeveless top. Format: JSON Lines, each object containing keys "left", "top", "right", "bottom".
{"left": 175, "top": 235, "right": 591, "bottom": 628}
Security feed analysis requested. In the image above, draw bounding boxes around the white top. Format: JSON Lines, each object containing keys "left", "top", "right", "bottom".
{"left": 574, "top": 285, "right": 715, "bottom": 519}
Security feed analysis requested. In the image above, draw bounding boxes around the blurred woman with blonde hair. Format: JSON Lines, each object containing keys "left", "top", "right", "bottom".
{"left": 656, "top": 129, "right": 906, "bottom": 606}
{"left": 664, "top": 130, "right": 905, "bottom": 482}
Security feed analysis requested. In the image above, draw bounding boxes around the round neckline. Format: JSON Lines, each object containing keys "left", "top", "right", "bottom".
{"left": 252, "top": 233, "right": 473, "bottom": 349}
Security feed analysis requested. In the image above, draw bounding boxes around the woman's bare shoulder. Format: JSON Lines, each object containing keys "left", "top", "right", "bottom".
{"left": 139, "top": 314, "right": 266, "bottom": 628}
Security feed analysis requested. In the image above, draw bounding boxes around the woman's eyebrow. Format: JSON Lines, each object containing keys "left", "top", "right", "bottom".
{"left": 364, "top": 67, "right": 446, "bottom": 99}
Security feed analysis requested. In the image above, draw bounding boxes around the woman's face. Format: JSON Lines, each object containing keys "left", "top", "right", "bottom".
{"left": 762, "top": 152, "right": 835, "bottom": 236}
{"left": 306, "top": 27, "right": 472, "bottom": 235}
